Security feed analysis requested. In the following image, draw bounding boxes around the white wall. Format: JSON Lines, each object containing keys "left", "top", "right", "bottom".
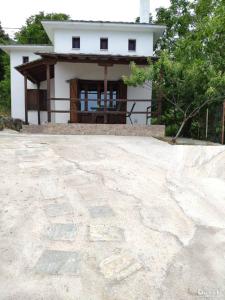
{"left": 10, "top": 51, "right": 55, "bottom": 124}
{"left": 54, "top": 29, "right": 153, "bottom": 57}
{"left": 54, "top": 62, "right": 151, "bottom": 124}
{"left": 127, "top": 84, "right": 152, "bottom": 125}
{"left": 10, "top": 51, "right": 38, "bottom": 121}
{"left": 28, "top": 111, "right": 48, "bottom": 124}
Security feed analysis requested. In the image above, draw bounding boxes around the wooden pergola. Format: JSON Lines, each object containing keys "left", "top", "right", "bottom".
{"left": 16, "top": 53, "right": 156, "bottom": 125}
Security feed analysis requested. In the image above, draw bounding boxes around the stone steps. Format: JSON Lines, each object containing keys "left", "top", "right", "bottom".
{"left": 21, "top": 124, "right": 165, "bottom": 137}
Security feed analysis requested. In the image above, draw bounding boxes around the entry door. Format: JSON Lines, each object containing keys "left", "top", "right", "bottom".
{"left": 78, "top": 80, "right": 120, "bottom": 124}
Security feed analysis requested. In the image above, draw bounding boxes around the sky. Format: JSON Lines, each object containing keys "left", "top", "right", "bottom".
{"left": 0, "top": 0, "right": 170, "bottom": 38}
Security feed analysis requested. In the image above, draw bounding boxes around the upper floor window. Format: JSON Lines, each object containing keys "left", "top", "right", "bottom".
{"left": 23, "top": 56, "right": 29, "bottom": 64}
{"left": 100, "top": 38, "right": 108, "bottom": 50}
{"left": 72, "top": 37, "right": 80, "bottom": 49}
{"left": 128, "top": 39, "right": 136, "bottom": 51}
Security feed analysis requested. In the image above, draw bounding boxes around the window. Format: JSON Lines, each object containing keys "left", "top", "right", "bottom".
{"left": 72, "top": 37, "right": 80, "bottom": 49}
{"left": 128, "top": 39, "right": 136, "bottom": 51}
{"left": 23, "top": 56, "right": 29, "bottom": 64}
{"left": 100, "top": 38, "right": 108, "bottom": 50}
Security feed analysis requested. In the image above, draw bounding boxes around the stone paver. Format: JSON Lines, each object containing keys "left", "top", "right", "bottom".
{"left": 89, "top": 224, "right": 125, "bottom": 242}
{"left": 99, "top": 253, "right": 142, "bottom": 281}
{"left": 88, "top": 205, "right": 115, "bottom": 218}
{"left": 34, "top": 250, "right": 80, "bottom": 275}
{"left": 44, "top": 203, "right": 73, "bottom": 217}
{"left": 44, "top": 223, "right": 77, "bottom": 241}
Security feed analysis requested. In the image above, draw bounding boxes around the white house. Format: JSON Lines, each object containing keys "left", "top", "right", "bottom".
{"left": 0, "top": 0, "right": 165, "bottom": 125}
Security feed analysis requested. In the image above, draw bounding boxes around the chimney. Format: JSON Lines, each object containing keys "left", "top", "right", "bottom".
{"left": 139, "top": 0, "right": 150, "bottom": 23}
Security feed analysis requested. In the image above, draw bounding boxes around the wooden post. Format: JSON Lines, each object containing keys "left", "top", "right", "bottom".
{"left": 110, "top": 84, "right": 113, "bottom": 108}
{"left": 104, "top": 65, "right": 108, "bottom": 124}
{"left": 85, "top": 84, "right": 88, "bottom": 111}
{"left": 46, "top": 64, "right": 51, "bottom": 123}
{"left": 222, "top": 101, "right": 225, "bottom": 145}
{"left": 97, "top": 82, "right": 101, "bottom": 107}
{"left": 24, "top": 74, "right": 28, "bottom": 125}
{"left": 70, "top": 79, "right": 78, "bottom": 123}
{"left": 37, "top": 83, "right": 41, "bottom": 125}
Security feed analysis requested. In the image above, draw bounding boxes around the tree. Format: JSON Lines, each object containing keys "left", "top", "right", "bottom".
{"left": 124, "top": 53, "right": 225, "bottom": 143}
{"left": 0, "top": 22, "right": 10, "bottom": 114}
{"left": 124, "top": 0, "right": 225, "bottom": 143}
{"left": 0, "top": 21, "right": 10, "bottom": 81}
{"left": 154, "top": 0, "right": 194, "bottom": 52}
{"left": 15, "top": 12, "right": 71, "bottom": 44}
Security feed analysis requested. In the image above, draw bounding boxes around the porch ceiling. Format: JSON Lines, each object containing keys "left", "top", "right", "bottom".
{"left": 36, "top": 52, "right": 157, "bottom": 65}
{"left": 15, "top": 53, "right": 157, "bottom": 83}
{"left": 15, "top": 59, "right": 55, "bottom": 83}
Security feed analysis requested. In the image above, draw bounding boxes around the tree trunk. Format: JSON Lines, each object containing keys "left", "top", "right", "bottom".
{"left": 182, "top": 117, "right": 193, "bottom": 137}
{"left": 171, "top": 118, "right": 187, "bottom": 143}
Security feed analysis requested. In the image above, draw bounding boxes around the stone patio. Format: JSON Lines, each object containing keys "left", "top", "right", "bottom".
{"left": 0, "top": 132, "right": 224, "bottom": 300}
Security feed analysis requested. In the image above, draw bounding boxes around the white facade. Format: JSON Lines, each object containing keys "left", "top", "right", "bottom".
{"left": 53, "top": 29, "right": 154, "bottom": 56}
{"left": 0, "top": 18, "right": 165, "bottom": 125}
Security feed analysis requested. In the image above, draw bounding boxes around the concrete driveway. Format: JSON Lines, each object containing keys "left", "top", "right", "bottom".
{"left": 0, "top": 132, "right": 225, "bottom": 300}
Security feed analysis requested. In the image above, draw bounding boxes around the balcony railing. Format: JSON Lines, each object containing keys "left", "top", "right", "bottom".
{"left": 26, "top": 94, "right": 160, "bottom": 124}
{"left": 48, "top": 98, "right": 155, "bottom": 124}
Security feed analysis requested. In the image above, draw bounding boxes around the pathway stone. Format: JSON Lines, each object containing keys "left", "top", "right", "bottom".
{"left": 89, "top": 224, "right": 124, "bottom": 242}
{"left": 34, "top": 250, "right": 80, "bottom": 275}
{"left": 44, "top": 223, "right": 77, "bottom": 241}
{"left": 44, "top": 203, "right": 73, "bottom": 217}
{"left": 88, "top": 206, "right": 115, "bottom": 218}
{"left": 99, "top": 253, "right": 142, "bottom": 281}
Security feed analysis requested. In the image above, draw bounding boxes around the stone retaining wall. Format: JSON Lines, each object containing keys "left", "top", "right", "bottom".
{"left": 22, "top": 124, "right": 165, "bottom": 137}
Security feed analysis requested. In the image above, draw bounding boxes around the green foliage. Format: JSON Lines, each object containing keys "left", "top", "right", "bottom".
{"left": 0, "top": 21, "right": 10, "bottom": 81}
{"left": 15, "top": 12, "right": 71, "bottom": 44}
{"left": 125, "top": 0, "right": 225, "bottom": 141}
{"left": 0, "top": 22, "right": 10, "bottom": 114}
{"left": 154, "top": 0, "right": 194, "bottom": 52}
{"left": 0, "top": 54, "right": 10, "bottom": 114}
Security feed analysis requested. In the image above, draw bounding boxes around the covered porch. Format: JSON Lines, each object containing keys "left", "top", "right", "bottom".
{"left": 16, "top": 53, "right": 161, "bottom": 125}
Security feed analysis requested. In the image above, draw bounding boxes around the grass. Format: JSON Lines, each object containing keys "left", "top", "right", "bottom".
{"left": 0, "top": 106, "right": 10, "bottom": 117}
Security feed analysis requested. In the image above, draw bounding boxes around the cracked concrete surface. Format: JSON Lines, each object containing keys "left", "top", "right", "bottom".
{"left": 0, "top": 132, "right": 225, "bottom": 300}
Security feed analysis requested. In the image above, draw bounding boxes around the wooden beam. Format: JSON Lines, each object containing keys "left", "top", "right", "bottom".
{"left": 46, "top": 64, "right": 51, "bottom": 122}
{"left": 222, "top": 101, "right": 225, "bottom": 144}
{"left": 104, "top": 65, "right": 108, "bottom": 124}
{"left": 98, "top": 63, "right": 114, "bottom": 67}
{"left": 26, "top": 73, "right": 38, "bottom": 84}
{"left": 24, "top": 74, "right": 28, "bottom": 125}
{"left": 37, "top": 83, "right": 41, "bottom": 125}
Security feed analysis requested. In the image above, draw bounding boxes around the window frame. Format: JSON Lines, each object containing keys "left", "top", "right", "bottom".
{"left": 22, "top": 56, "right": 29, "bottom": 64}
{"left": 100, "top": 38, "right": 108, "bottom": 51}
{"left": 72, "top": 36, "right": 81, "bottom": 49}
{"left": 128, "top": 39, "right": 136, "bottom": 52}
